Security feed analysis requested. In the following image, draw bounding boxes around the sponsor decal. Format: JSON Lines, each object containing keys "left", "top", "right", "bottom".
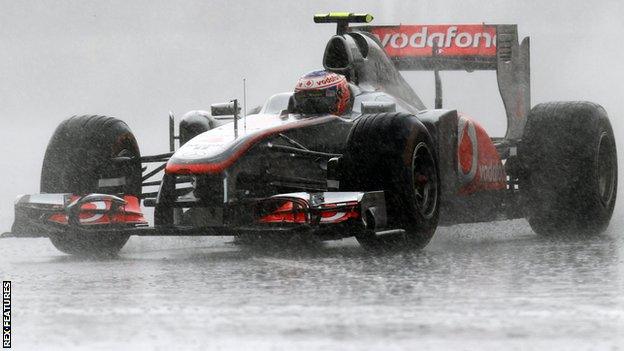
{"left": 176, "top": 143, "right": 229, "bottom": 159}
{"left": 479, "top": 164, "right": 506, "bottom": 183}
{"left": 318, "top": 203, "right": 360, "bottom": 223}
{"left": 296, "top": 71, "right": 344, "bottom": 90}
{"left": 458, "top": 118, "right": 478, "bottom": 184}
{"left": 3, "top": 281, "right": 10, "bottom": 349}
{"left": 369, "top": 24, "right": 497, "bottom": 57}
{"left": 78, "top": 201, "right": 106, "bottom": 223}
{"left": 456, "top": 116, "right": 507, "bottom": 194}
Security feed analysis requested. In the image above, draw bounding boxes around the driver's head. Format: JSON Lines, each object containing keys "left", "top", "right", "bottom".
{"left": 293, "top": 70, "right": 351, "bottom": 116}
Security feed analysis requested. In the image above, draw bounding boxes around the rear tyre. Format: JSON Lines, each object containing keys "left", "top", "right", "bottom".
{"left": 41, "top": 115, "right": 142, "bottom": 256}
{"left": 520, "top": 102, "right": 617, "bottom": 236}
{"left": 341, "top": 113, "right": 440, "bottom": 251}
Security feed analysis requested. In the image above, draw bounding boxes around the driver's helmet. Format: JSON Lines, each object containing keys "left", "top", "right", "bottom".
{"left": 293, "top": 70, "right": 351, "bottom": 115}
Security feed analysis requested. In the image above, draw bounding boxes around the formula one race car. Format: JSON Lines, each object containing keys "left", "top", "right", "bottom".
{"left": 4, "top": 13, "right": 618, "bottom": 255}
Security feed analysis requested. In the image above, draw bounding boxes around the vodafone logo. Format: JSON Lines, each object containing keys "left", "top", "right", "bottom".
{"left": 177, "top": 143, "right": 228, "bottom": 159}
{"left": 369, "top": 24, "right": 497, "bottom": 57}
{"left": 479, "top": 164, "right": 506, "bottom": 183}
{"left": 457, "top": 117, "right": 507, "bottom": 188}
{"left": 79, "top": 201, "right": 107, "bottom": 223}
{"left": 315, "top": 75, "right": 341, "bottom": 86}
{"left": 377, "top": 26, "right": 496, "bottom": 50}
{"left": 458, "top": 118, "right": 478, "bottom": 184}
{"left": 296, "top": 72, "right": 344, "bottom": 91}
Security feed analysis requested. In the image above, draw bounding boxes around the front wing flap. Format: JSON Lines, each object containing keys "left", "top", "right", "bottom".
{"left": 4, "top": 193, "right": 147, "bottom": 238}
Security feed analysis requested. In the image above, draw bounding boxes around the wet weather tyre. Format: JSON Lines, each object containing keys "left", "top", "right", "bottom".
{"left": 341, "top": 113, "right": 440, "bottom": 251}
{"left": 520, "top": 102, "right": 617, "bottom": 236}
{"left": 41, "top": 115, "right": 142, "bottom": 256}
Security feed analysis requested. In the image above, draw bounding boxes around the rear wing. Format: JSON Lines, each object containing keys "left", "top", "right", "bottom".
{"left": 353, "top": 23, "right": 530, "bottom": 140}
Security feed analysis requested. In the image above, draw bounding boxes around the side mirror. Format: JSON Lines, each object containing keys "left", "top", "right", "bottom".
{"left": 361, "top": 101, "right": 396, "bottom": 114}
{"left": 211, "top": 101, "right": 241, "bottom": 119}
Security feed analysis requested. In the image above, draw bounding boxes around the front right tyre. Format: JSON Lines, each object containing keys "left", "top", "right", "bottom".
{"left": 340, "top": 112, "right": 440, "bottom": 251}
{"left": 41, "top": 115, "right": 142, "bottom": 256}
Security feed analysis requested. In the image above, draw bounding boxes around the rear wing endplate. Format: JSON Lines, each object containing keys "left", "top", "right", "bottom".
{"left": 353, "top": 24, "right": 530, "bottom": 140}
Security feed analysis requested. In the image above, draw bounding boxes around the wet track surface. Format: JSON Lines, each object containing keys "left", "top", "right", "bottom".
{"left": 2, "top": 218, "right": 624, "bottom": 350}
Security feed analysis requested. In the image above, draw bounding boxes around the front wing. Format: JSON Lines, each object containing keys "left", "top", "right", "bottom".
{"left": 2, "top": 191, "right": 386, "bottom": 240}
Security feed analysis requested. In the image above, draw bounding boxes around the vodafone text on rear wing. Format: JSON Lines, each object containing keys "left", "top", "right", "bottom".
{"left": 353, "top": 24, "right": 530, "bottom": 140}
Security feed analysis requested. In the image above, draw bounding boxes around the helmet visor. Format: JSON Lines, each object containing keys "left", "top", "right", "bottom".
{"left": 294, "top": 87, "right": 338, "bottom": 115}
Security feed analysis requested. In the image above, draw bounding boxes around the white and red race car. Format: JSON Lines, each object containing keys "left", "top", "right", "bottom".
{"left": 4, "top": 13, "right": 617, "bottom": 255}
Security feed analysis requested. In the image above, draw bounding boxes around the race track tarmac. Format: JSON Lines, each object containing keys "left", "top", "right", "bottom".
{"left": 1, "top": 218, "right": 623, "bottom": 350}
